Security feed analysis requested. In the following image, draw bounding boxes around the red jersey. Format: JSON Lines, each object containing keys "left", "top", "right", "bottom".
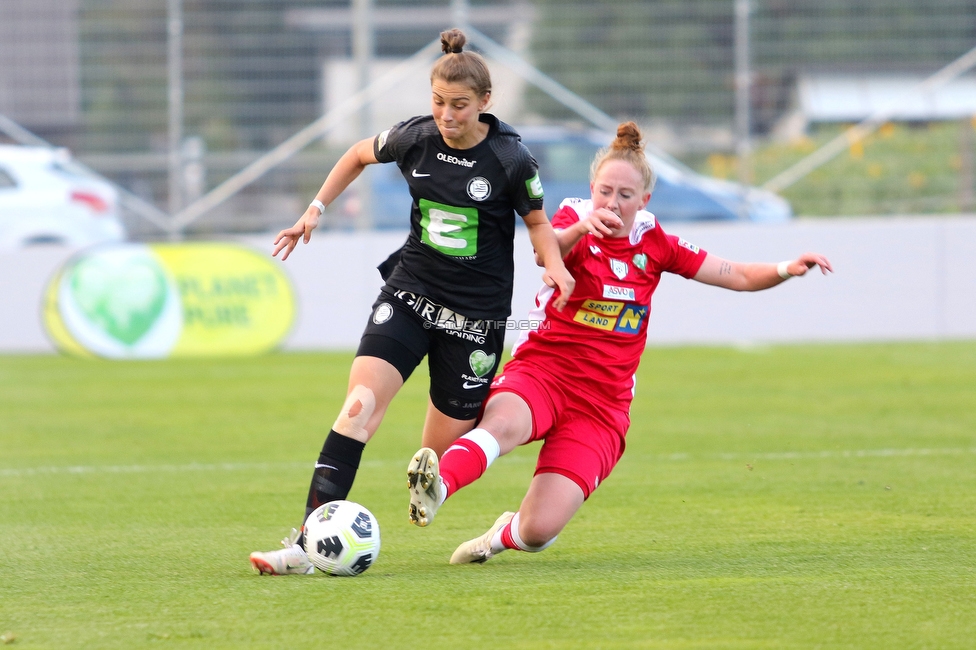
{"left": 509, "top": 198, "right": 707, "bottom": 409}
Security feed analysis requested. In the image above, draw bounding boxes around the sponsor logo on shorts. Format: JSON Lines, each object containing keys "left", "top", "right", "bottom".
{"left": 461, "top": 351, "right": 495, "bottom": 390}
{"left": 573, "top": 302, "right": 648, "bottom": 335}
{"left": 448, "top": 398, "right": 482, "bottom": 409}
{"left": 393, "top": 290, "right": 487, "bottom": 344}
{"left": 602, "top": 285, "right": 636, "bottom": 301}
{"left": 468, "top": 350, "right": 496, "bottom": 377}
{"left": 372, "top": 302, "right": 393, "bottom": 325}
{"left": 678, "top": 238, "right": 700, "bottom": 254}
{"left": 610, "top": 259, "right": 628, "bottom": 280}
{"left": 466, "top": 177, "right": 491, "bottom": 201}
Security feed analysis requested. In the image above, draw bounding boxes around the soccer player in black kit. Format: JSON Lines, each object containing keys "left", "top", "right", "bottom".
{"left": 251, "top": 28, "right": 575, "bottom": 575}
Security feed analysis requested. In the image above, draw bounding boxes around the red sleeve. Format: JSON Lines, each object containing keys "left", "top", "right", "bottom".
{"left": 658, "top": 229, "right": 707, "bottom": 279}
{"left": 551, "top": 204, "right": 580, "bottom": 231}
{"left": 550, "top": 204, "right": 586, "bottom": 266}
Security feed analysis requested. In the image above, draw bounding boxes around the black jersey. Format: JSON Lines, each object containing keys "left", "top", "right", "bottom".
{"left": 372, "top": 113, "right": 544, "bottom": 320}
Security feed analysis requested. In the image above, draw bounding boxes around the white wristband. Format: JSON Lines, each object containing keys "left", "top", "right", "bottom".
{"left": 776, "top": 260, "right": 792, "bottom": 280}
{"left": 309, "top": 199, "right": 326, "bottom": 215}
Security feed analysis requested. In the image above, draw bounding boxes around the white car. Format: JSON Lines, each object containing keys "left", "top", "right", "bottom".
{"left": 0, "top": 145, "right": 125, "bottom": 250}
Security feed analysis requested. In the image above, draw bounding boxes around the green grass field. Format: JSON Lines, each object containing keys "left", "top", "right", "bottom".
{"left": 2, "top": 342, "right": 975, "bottom": 648}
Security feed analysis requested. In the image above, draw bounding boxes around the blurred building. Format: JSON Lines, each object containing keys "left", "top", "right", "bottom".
{"left": 2, "top": 0, "right": 975, "bottom": 233}
{"left": 0, "top": 0, "right": 81, "bottom": 133}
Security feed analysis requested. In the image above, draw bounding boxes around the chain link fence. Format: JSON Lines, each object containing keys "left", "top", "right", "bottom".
{"left": 2, "top": 0, "right": 975, "bottom": 238}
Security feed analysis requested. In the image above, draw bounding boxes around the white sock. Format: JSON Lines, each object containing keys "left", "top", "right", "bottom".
{"left": 462, "top": 428, "right": 501, "bottom": 466}
{"left": 507, "top": 512, "right": 557, "bottom": 553}
{"left": 489, "top": 527, "right": 508, "bottom": 555}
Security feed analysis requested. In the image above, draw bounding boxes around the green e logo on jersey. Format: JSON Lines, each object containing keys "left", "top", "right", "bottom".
{"left": 526, "top": 173, "right": 544, "bottom": 200}
{"left": 419, "top": 199, "right": 479, "bottom": 256}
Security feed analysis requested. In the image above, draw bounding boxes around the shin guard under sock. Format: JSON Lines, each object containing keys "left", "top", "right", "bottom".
{"left": 439, "top": 438, "right": 488, "bottom": 497}
{"left": 439, "top": 429, "right": 500, "bottom": 497}
{"left": 304, "top": 430, "right": 365, "bottom": 523}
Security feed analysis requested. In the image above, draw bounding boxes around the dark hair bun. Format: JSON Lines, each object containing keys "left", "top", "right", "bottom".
{"left": 441, "top": 28, "right": 466, "bottom": 54}
{"left": 613, "top": 121, "right": 644, "bottom": 153}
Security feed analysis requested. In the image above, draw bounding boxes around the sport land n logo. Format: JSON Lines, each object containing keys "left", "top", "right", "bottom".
{"left": 44, "top": 243, "right": 295, "bottom": 358}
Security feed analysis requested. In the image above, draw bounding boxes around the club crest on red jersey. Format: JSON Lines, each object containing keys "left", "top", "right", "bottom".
{"left": 610, "top": 259, "right": 628, "bottom": 280}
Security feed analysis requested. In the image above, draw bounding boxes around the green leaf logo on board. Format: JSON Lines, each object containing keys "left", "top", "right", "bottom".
{"left": 69, "top": 254, "right": 169, "bottom": 346}
{"left": 468, "top": 350, "right": 496, "bottom": 377}
{"left": 50, "top": 245, "right": 183, "bottom": 358}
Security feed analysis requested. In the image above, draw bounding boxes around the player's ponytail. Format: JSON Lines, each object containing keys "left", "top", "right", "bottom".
{"left": 590, "top": 121, "right": 656, "bottom": 192}
{"left": 430, "top": 28, "right": 492, "bottom": 99}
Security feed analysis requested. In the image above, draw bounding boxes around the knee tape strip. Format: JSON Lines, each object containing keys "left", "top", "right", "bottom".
{"left": 332, "top": 385, "right": 375, "bottom": 442}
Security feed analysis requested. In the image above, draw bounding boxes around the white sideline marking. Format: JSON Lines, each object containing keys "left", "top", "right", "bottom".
{"left": 658, "top": 447, "right": 976, "bottom": 462}
{"left": 0, "top": 461, "right": 309, "bottom": 478}
{"left": 2, "top": 448, "right": 974, "bottom": 479}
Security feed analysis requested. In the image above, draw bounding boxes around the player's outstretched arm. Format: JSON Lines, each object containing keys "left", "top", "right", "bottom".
{"left": 272, "top": 137, "right": 378, "bottom": 260}
{"left": 693, "top": 252, "right": 833, "bottom": 291}
{"left": 547, "top": 208, "right": 623, "bottom": 258}
{"left": 524, "top": 210, "right": 576, "bottom": 310}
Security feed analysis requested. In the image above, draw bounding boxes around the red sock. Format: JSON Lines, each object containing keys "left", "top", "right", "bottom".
{"left": 439, "top": 437, "right": 489, "bottom": 498}
{"left": 498, "top": 521, "right": 520, "bottom": 551}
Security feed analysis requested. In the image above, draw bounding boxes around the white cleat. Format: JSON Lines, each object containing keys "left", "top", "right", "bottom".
{"left": 407, "top": 447, "right": 443, "bottom": 527}
{"left": 249, "top": 528, "right": 315, "bottom": 575}
{"left": 449, "top": 511, "right": 516, "bottom": 565}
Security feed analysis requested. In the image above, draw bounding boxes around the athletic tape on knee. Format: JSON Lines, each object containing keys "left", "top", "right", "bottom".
{"left": 509, "top": 511, "right": 557, "bottom": 553}
{"left": 462, "top": 428, "right": 501, "bottom": 467}
{"left": 331, "top": 385, "right": 375, "bottom": 442}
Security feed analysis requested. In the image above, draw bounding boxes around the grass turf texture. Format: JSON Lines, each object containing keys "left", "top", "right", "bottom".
{"left": 1, "top": 342, "right": 974, "bottom": 648}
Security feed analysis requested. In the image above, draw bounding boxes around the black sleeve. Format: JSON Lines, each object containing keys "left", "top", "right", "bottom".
{"left": 490, "top": 136, "right": 545, "bottom": 217}
{"left": 373, "top": 115, "right": 432, "bottom": 165}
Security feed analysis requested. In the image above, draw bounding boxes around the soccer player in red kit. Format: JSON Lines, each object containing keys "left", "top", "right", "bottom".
{"left": 407, "top": 121, "right": 833, "bottom": 564}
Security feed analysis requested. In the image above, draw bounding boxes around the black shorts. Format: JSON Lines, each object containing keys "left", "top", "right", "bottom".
{"left": 356, "top": 289, "right": 505, "bottom": 420}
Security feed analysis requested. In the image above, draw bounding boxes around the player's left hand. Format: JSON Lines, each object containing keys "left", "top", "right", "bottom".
{"left": 543, "top": 263, "right": 576, "bottom": 311}
{"left": 272, "top": 208, "right": 320, "bottom": 261}
{"left": 785, "top": 252, "right": 833, "bottom": 277}
{"left": 580, "top": 208, "right": 624, "bottom": 238}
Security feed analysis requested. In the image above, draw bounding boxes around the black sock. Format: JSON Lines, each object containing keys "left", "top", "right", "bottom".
{"left": 302, "top": 430, "right": 365, "bottom": 527}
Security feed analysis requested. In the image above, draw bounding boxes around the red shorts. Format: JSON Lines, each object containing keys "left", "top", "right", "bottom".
{"left": 488, "top": 358, "right": 630, "bottom": 499}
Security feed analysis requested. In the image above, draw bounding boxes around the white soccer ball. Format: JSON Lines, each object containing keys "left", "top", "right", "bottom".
{"left": 303, "top": 500, "right": 381, "bottom": 576}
